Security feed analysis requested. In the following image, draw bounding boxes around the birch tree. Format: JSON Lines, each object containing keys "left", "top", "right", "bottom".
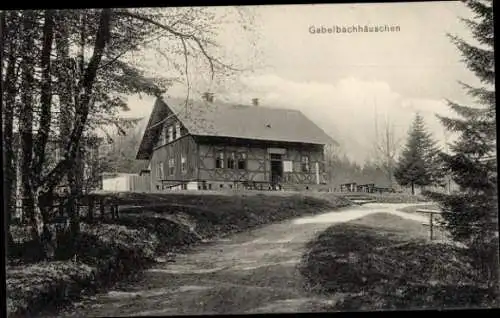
{"left": 372, "top": 115, "right": 402, "bottom": 188}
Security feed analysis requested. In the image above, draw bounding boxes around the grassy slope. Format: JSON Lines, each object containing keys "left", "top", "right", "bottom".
{"left": 298, "top": 213, "right": 494, "bottom": 311}
{"left": 113, "top": 191, "right": 351, "bottom": 249}
{"left": 7, "top": 224, "right": 158, "bottom": 317}
{"left": 7, "top": 191, "right": 350, "bottom": 317}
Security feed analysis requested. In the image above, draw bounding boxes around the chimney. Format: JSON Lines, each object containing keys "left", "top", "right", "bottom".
{"left": 202, "top": 92, "right": 214, "bottom": 103}
{"left": 252, "top": 98, "right": 259, "bottom": 106}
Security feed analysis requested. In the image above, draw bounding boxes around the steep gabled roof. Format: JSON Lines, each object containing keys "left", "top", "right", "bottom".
{"left": 136, "top": 96, "right": 337, "bottom": 160}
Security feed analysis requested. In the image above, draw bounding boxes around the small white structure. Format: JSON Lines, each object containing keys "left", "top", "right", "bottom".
{"left": 101, "top": 173, "right": 151, "bottom": 192}
{"left": 186, "top": 181, "right": 199, "bottom": 190}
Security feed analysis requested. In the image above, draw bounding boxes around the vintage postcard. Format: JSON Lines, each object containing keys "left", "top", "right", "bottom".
{"left": 3, "top": 1, "right": 498, "bottom": 316}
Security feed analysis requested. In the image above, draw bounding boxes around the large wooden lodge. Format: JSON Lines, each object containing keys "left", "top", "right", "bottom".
{"left": 136, "top": 94, "right": 336, "bottom": 191}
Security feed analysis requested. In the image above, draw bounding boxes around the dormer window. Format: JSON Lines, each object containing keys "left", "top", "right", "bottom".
{"left": 160, "top": 127, "right": 167, "bottom": 145}
{"left": 175, "top": 123, "right": 181, "bottom": 139}
{"left": 168, "top": 126, "right": 173, "bottom": 142}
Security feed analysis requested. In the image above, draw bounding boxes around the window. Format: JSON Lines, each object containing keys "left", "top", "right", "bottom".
{"left": 157, "top": 161, "right": 164, "bottom": 179}
{"left": 227, "top": 152, "right": 236, "bottom": 169}
{"left": 168, "top": 158, "right": 175, "bottom": 175}
{"left": 172, "top": 126, "right": 177, "bottom": 140}
{"left": 301, "top": 155, "right": 310, "bottom": 172}
{"left": 159, "top": 127, "right": 166, "bottom": 145}
{"left": 216, "top": 151, "right": 224, "bottom": 168}
{"left": 181, "top": 156, "right": 187, "bottom": 173}
{"left": 175, "top": 123, "right": 181, "bottom": 139}
{"left": 237, "top": 153, "right": 247, "bottom": 170}
{"left": 167, "top": 126, "right": 173, "bottom": 143}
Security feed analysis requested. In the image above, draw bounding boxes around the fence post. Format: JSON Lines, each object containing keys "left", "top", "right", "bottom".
{"left": 59, "top": 198, "right": 65, "bottom": 217}
{"left": 100, "top": 198, "right": 105, "bottom": 221}
{"left": 110, "top": 202, "right": 116, "bottom": 220}
{"left": 429, "top": 212, "right": 434, "bottom": 241}
{"left": 88, "top": 196, "right": 94, "bottom": 222}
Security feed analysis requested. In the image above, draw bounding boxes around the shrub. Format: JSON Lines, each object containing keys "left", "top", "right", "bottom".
{"left": 6, "top": 261, "right": 95, "bottom": 317}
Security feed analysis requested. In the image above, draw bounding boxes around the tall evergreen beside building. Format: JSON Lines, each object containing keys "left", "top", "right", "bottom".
{"left": 427, "top": 0, "right": 497, "bottom": 298}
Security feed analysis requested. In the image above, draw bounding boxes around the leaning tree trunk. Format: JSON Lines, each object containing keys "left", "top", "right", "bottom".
{"left": 33, "top": 10, "right": 57, "bottom": 260}
{"left": 54, "top": 11, "right": 75, "bottom": 251}
{"left": 37, "top": 8, "right": 112, "bottom": 255}
{"left": 19, "top": 11, "right": 45, "bottom": 259}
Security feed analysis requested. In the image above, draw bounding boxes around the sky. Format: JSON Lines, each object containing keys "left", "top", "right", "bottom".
{"left": 121, "top": 1, "right": 482, "bottom": 163}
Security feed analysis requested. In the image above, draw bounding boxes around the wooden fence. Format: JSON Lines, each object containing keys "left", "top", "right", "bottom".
{"left": 416, "top": 208, "right": 443, "bottom": 241}
{"left": 416, "top": 208, "right": 498, "bottom": 243}
{"left": 11, "top": 194, "right": 121, "bottom": 225}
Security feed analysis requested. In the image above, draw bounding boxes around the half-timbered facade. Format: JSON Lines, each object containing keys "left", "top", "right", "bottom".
{"left": 136, "top": 96, "right": 336, "bottom": 191}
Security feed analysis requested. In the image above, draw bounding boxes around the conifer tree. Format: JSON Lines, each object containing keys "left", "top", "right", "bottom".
{"left": 394, "top": 113, "right": 443, "bottom": 195}
{"left": 426, "top": 0, "right": 497, "bottom": 298}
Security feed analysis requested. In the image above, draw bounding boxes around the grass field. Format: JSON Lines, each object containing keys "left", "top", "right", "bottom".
{"left": 298, "top": 212, "right": 495, "bottom": 311}
{"left": 397, "top": 204, "right": 441, "bottom": 214}
{"left": 7, "top": 191, "right": 351, "bottom": 317}
{"left": 353, "top": 192, "right": 431, "bottom": 203}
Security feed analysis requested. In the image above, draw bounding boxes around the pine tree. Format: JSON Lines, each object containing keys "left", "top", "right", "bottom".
{"left": 394, "top": 113, "right": 443, "bottom": 195}
{"left": 426, "top": 0, "right": 498, "bottom": 299}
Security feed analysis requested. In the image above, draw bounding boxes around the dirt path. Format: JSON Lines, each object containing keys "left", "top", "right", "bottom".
{"left": 44, "top": 202, "right": 433, "bottom": 317}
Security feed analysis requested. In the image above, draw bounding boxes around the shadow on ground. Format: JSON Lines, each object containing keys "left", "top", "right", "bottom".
{"left": 298, "top": 213, "right": 495, "bottom": 310}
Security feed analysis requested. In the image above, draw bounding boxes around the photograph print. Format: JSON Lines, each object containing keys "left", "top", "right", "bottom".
{"left": 2, "top": 0, "right": 498, "bottom": 316}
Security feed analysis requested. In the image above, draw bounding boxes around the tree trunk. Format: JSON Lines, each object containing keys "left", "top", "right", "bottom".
{"left": 54, "top": 10, "right": 75, "bottom": 248}
{"left": 39, "top": 8, "right": 111, "bottom": 195}
{"left": 67, "top": 148, "right": 82, "bottom": 258}
{"left": 36, "top": 189, "right": 56, "bottom": 260}
{"left": 36, "top": 9, "right": 112, "bottom": 255}
{"left": 33, "top": 12, "right": 56, "bottom": 260}
{"left": 33, "top": 10, "right": 55, "bottom": 179}
{"left": 19, "top": 11, "right": 44, "bottom": 256}
{"left": 54, "top": 11, "right": 73, "bottom": 141}
{"left": 2, "top": 11, "right": 19, "bottom": 249}
{"left": 411, "top": 182, "right": 415, "bottom": 195}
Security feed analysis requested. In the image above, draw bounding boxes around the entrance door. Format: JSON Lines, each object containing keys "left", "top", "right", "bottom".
{"left": 270, "top": 154, "right": 283, "bottom": 188}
